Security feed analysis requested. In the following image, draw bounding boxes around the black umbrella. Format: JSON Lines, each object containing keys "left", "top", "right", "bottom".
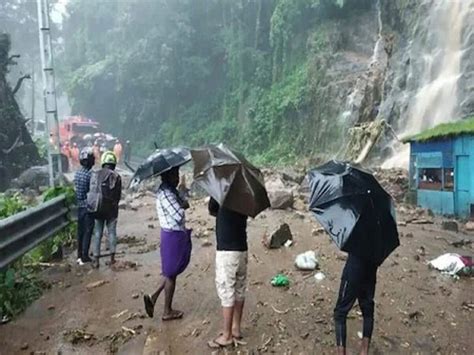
{"left": 191, "top": 143, "right": 270, "bottom": 217}
{"left": 308, "top": 160, "right": 399, "bottom": 265}
{"left": 129, "top": 147, "right": 191, "bottom": 187}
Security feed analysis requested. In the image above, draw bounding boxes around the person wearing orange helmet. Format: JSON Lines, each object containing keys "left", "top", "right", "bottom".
{"left": 71, "top": 143, "right": 80, "bottom": 169}
{"left": 92, "top": 141, "right": 101, "bottom": 167}
{"left": 61, "top": 141, "right": 72, "bottom": 172}
{"left": 113, "top": 139, "right": 123, "bottom": 163}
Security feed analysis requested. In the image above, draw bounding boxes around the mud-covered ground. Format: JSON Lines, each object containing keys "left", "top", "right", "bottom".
{"left": 0, "top": 194, "right": 472, "bottom": 355}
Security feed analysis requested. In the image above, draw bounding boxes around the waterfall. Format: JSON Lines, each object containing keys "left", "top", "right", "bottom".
{"left": 383, "top": 0, "right": 474, "bottom": 168}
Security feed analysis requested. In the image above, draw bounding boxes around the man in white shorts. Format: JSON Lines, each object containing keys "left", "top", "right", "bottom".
{"left": 208, "top": 198, "right": 248, "bottom": 349}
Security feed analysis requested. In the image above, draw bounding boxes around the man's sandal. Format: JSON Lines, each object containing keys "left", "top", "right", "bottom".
{"left": 207, "top": 338, "right": 234, "bottom": 349}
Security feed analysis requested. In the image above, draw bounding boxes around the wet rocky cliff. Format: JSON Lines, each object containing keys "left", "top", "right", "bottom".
{"left": 306, "top": 0, "right": 473, "bottom": 165}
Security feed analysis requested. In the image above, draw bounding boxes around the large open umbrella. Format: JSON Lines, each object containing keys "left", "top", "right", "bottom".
{"left": 191, "top": 144, "right": 270, "bottom": 217}
{"left": 129, "top": 147, "right": 191, "bottom": 187}
{"left": 308, "top": 160, "right": 399, "bottom": 265}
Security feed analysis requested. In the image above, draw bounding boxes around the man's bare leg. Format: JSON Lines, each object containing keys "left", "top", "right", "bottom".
{"left": 232, "top": 300, "right": 244, "bottom": 338}
{"left": 162, "top": 276, "right": 183, "bottom": 319}
{"left": 151, "top": 277, "right": 166, "bottom": 304}
{"left": 214, "top": 306, "right": 234, "bottom": 345}
{"left": 144, "top": 277, "right": 166, "bottom": 318}
{"left": 360, "top": 337, "right": 370, "bottom": 355}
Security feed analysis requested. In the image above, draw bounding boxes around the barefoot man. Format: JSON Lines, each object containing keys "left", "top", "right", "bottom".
{"left": 144, "top": 167, "right": 192, "bottom": 321}
{"left": 207, "top": 197, "right": 248, "bottom": 349}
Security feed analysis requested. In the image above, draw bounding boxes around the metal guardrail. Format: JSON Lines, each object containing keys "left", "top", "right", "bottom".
{"left": 0, "top": 196, "right": 75, "bottom": 269}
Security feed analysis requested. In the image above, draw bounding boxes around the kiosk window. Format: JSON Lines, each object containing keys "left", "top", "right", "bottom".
{"left": 418, "top": 168, "right": 442, "bottom": 190}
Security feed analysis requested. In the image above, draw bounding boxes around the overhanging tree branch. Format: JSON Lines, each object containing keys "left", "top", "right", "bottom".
{"left": 2, "top": 130, "right": 23, "bottom": 154}
{"left": 7, "top": 54, "right": 20, "bottom": 65}
{"left": 12, "top": 74, "right": 31, "bottom": 95}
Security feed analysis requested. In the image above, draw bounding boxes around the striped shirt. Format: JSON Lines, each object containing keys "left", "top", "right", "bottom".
{"left": 156, "top": 183, "right": 186, "bottom": 231}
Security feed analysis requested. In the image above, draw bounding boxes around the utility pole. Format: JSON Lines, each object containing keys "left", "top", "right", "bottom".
{"left": 37, "top": 0, "right": 62, "bottom": 186}
{"left": 30, "top": 64, "right": 35, "bottom": 136}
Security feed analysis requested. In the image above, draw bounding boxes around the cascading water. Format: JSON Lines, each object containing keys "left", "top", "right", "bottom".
{"left": 383, "top": 0, "right": 474, "bottom": 168}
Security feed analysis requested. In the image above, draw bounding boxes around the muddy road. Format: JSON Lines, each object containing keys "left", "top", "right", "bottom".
{"left": 0, "top": 195, "right": 472, "bottom": 354}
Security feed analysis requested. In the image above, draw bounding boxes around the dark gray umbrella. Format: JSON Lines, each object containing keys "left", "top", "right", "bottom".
{"left": 191, "top": 144, "right": 270, "bottom": 217}
{"left": 129, "top": 147, "right": 191, "bottom": 187}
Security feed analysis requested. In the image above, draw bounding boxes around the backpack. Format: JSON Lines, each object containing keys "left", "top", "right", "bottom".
{"left": 87, "top": 169, "right": 121, "bottom": 218}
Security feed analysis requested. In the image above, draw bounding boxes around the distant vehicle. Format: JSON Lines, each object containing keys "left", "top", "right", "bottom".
{"left": 52, "top": 116, "right": 100, "bottom": 146}
{"left": 30, "top": 119, "right": 46, "bottom": 139}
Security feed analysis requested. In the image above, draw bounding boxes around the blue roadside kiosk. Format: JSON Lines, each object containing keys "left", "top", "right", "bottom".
{"left": 405, "top": 117, "right": 474, "bottom": 219}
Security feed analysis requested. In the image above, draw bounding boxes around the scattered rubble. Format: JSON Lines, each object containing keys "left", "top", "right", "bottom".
{"left": 465, "top": 222, "right": 474, "bottom": 232}
{"left": 201, "top": 239, "right": 213, "bottom": 247}
{"left": 451, "top": 239, "right": 472, "bottom": 248}
{"left": 266, "top": 178, "right": 294, "bottom": 209}
{"left": 86, "top": 280, "right": 109, "bottom": 291}
{"left": 104, "top": 325, "right": 142, "bottom": 353}
{"left": 11, "top": 166, "right": 49, "bottom": 190}
{"left": 410, "top": 218, "right": 433, "bottom": 225}
{"left": 117, "top": 235, "right": 146, "bottom": 246}
{"left": 135, "top": 244, "right": 158, "bottom": 254}
{"left": 263, "top": 223, "right": 293, "bottom": 249}
{"left": 63, "top": 328, "right": 95, "bottom": 344}
{"left": 268, "top": 189, "right": 294, "bottom": 210}
{"left": 281, "top": 169, "right": 306, "bottom": 185}
{"left": 373, "top": 168, "right": 409, "bottom": 203}
{"left": 293, "top": 198, "right": 306, "bottom": 211}
{"left": 111, "top": 310, "right": 129, "bottom": 319}
{"left": 112, "top": 260, "right": 140, "bottom": 272}
{"left": 442, "top": 221, "right": 459, "bottom": 233}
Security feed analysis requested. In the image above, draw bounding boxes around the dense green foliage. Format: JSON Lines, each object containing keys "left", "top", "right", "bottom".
{"left": 60, "top": 0, "right": 372, "bottom": 163}
{"left": 42, "top": 185, "right": 76, "bottom": 205}
{"left": 0, "top": 266, "right": 44, "bottom": 319}
{"left": 0, "top": 192, "right": 27, "bottom": 218}
{"left": 0, "top": 187, "right": 77, "bottom": 320}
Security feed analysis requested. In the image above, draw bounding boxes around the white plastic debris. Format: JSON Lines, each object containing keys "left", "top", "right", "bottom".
{"left": 357, "top": 331, "right": 363, "bottom": 339}
{"left": 429, "top": 253, "right": 467, "bottom": 275}
{"left": 295, "top": 251, "right": 318, "bottom": 270}
{"left": 314, "top": 272, "right": 326, "bottom": 282}
{"left": 284, "top": 240, "right": 293, "bottom": 248}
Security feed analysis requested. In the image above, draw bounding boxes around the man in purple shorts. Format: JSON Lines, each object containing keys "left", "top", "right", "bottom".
{"left": 143, "top": 167, "right": 192, "bottom": 321}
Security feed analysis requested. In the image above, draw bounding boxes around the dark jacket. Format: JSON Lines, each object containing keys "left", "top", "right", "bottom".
{"left": 96, "top": 167, "right": 122, "bottom": 220}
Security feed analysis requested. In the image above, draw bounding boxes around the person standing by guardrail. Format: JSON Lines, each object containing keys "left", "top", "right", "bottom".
{"left": 88, "top": 151, "right": 122, "bottom": 268}
{"left": 74, "top": 147, "right": 95, "bottom": 265}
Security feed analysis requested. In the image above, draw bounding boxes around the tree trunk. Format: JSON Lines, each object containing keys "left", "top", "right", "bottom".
{"left": 0, "top": 33, "right": 41, "bottom": 191}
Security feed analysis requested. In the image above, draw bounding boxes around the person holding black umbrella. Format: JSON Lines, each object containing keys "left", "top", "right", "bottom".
{"left": 308, "top": 160, "right": 399, "bottom": 355}
{"left": 334, "top": 245, "right": 378, "bottom": 355}
{"left": 143, "top": 166, "right": 192, "bottom": 321}
{"left": 207, "top": 197, "right": 248, "bottom": 349}
{"left": 190, "top": 144, "right": 270, "bottom": 349}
